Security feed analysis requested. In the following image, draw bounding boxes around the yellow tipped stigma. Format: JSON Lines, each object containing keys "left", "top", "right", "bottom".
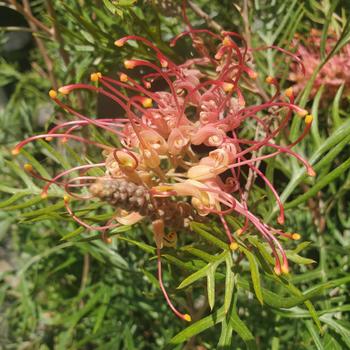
{"left": 63, "top": 195, "right": 70, "bottom": 202}
{"left": 160, "top": 60, "right": 168, "bottom": 68}
{"left": 114, "top": 39, "right": 124, "bottom": 47}
{"left": 249, "top": 71, "right": 258, "bottom": 80}
{"left": 265, "top": 76, "right": 274, "bottom": 84}
{"left": 11, "top": 148, "right": 20, "bottom": 156}
{"left": 222, "top": 36, "right": 232, "bottom": 46}
{"left": 40, "top": 192, "right": 48, "bottom": 199}
{"left": 24, "top": 163, "right": 33, "bottom": 172}
{"left": 236, "top": 228, "right": 243, "bottom": 236}
{"left": 305, "top": 114, "right": 313, "bottom": 124}
{"left": 308, "top": 168, "right": 316, "bottom": 177}
{"left": 297, "top": 109, "right": 308, "bottom": 117}
{"left": 183, "top": 314, "right": 192, "bottom": 322}
{"left": 292, "top": 233, "right": 301, "bottom": 240}
{"left": 90, "top": 72, "right": 102, "bottom": 82}
{"left": 281, "top": 265, "right": 289, "bottom": 275}
{"left": 120, "top": 73, "right": 128, "bottom": 82}
{"left": 58, "top": 87, "right": 70, "bottom": 95}
{"left": 45, "top": 136, "right": 53, "bottom": 142}
{"left": 230, "top": 242, "right": 239, "bottom": 250}
{"left": 49, "top": 89, "right": 57, "bottom": 99}
{"left": 223, "top": 82, "right": 234, "bottom": 93}
{"left": 284, "top": 87, "right": 294, "bottom": 98}
{"left": 274, "top": 266, "right": 281, "bottom": 275}
{"left": 142, "top": 98, "right": 153, "bottom": 108}
{"left": 124, "top": 60, "right": 135, "bottom": 69}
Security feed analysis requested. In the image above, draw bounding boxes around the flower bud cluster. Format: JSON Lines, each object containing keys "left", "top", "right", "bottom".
{"left": 90, "top": 178, "right": 149, "bottom": 213}
{"left": 290, "top": 29, "right": 350, "bottom": 98}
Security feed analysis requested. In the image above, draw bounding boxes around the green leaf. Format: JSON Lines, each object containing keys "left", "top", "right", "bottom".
{"left": 177, "top": 264, "right": 207, "bottom": 289}
{"left": 331, "top": 84, "right": 345, "bottom": 129}
{"left": 20, "top": 201, "right": 65, "bottom": 218}
{"left": 181, "top": 246, "right": 217, "bottom": 263}
{"left": 170, "top": 307, "right": 226, "bottom": 344}
{"left": 190, "top": 222, "right": 228, "bottom": 250}
{"left": 117, "top": 0, "right": 137, "bottom": 6}
{"left": 93, "top": 288, "right": 112, "bottom": 333}
{"left": 229, "top": 305, "right": 256, "bottom": 349}
{"left": 310, "top": 86, "right": 324, "bottom": 148}
{"left": 218, "top": 316, "right": 233, "bottom": 349}
{"left": 239, "top": 246, "right": 264, "bottom": 305}
{"left": 248, "top": 237, "right": 274, "bottom": 265}
{"left": 207, "top": 263, "right": 217, "bottom": 311}
{"left": 116, "top": 235, "right": 155, "bottom": 254}
{"left": 3, "top": 195, "right": 43, "bottom": 211}
{"left": 285, "top": 156, "right": 350, "bottom": 209}
{"left": 320, "top": 316, "right": 350, "bottom": 348}
{"left": 285, "top": 251, "right": 316, "bottom": 265}
{"left": 103, "top": 0, "right": 116, "bottom": 14}
{"left": 268, "top": 94, "right": 350, "bottom": 221}
{"left": 306, "top": 320, "right": 325, "bottom": 350}
{"left": 320, "top": 0, "right": 339, "bottom": 59}
{"left": 61, "top": 227, "right": 85, "bottom": 241}
{"left": 224, "top": 254, "right": 235, "bottom": 314}
{"left": 177, "top": 252, "right": 226, "bottom": 289}
{"left": 0, "top": 192, "right": 30, "bottom": 209}
{"left": 163, "top": 254, "right": 202, "bottom": 271}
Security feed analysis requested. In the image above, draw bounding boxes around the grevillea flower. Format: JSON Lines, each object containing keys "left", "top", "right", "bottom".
{"left": 12, "top": 16, "right": 315, "bottom": 322}
{"left": 289, "top": 29, "right": 350, "bottom": 97}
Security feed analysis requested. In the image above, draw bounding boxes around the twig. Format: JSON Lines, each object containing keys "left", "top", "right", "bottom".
{"left": 45, "top": 0, "right": 70, "bottom": 66}
{"left": 20, "top": 0, "right": 58, "bottom": 90}
{"left": 8, "top": 0, "right": 52, "bottom": 35}
{"left": 1, "top": 26, "right": 36, "bottom": 33}
{"left": 80, "top": 253, "right": 90, "bottom": 293}
{"left": 188, "top": 0, "right": 223, "bottom": 33}
{"left": 78, "top": 253, "right": 90, "bottom": 309}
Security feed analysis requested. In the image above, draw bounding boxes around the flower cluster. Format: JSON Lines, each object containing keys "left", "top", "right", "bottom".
{"left": 13, "top": 26, "right": 315, "bottom": 321}
{"left": 290, "top": 29, "right": 350, "bottom": 97}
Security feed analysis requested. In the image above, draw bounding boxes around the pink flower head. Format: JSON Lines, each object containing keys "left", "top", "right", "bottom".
{"left": 290, "top": 29, "right": 350, "bottom": 97}
{"left": 13, "top": 21, "right": 315, "bottom": 321}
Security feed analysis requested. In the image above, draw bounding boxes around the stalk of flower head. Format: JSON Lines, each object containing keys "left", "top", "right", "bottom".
{"left": 12, "top": 15, "right": 316, "bottom": 321}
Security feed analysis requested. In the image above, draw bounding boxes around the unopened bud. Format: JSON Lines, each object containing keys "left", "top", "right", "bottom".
{"left": 11, "top": 148, "right": 20, "bottom": 156}
{"left": 41, "top": 192, "right": 48, "bottom": 199}
{"left": 58, "top": 87, "right": 70, "bottom": 95}
{"left": 114, "top": 39, "right": 125, "bottom": 47}
{"left": 297, "top": 109, "right": 308, "bottom": 117}
{"left": 223, "top": 82, "right": 234, "bottom": 93}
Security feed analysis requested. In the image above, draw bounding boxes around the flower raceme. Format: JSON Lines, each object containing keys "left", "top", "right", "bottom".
{"left": 289, "top": 29, "right": 350, "bottom": 98}
{"left": 13, "top": 28, "right": 315, "bottom": 322}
